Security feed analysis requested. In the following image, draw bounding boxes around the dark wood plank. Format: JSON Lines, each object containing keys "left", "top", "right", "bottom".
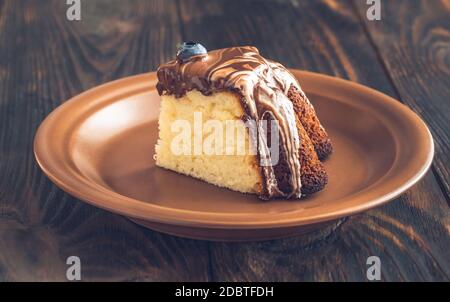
{"left": 0, "top": 0, "right": 210, "bottom": 281}
{"left": 210, "top": 173, "right": 449, "bottom": 281}
{"left": 178, "top": 0, "right": 450, "bottom": 281}
{"left": 354, "top": 0, "right": 450, "bottom": 199}
{"left": 0, "top": 0, "right": 448, "bottom": 282}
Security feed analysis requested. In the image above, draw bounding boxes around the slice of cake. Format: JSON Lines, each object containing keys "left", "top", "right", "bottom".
{"left": 155, "top": 43, "right": 332, "bottom": 200}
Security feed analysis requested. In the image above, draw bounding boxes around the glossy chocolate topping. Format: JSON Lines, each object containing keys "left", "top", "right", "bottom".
{"left": 157, "top": 46, "right": 303, "bottom": 199}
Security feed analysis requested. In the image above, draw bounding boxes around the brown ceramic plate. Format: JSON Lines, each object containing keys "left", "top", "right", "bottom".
{"left": 34, "top": 71, "right": 434, "bottom": 241}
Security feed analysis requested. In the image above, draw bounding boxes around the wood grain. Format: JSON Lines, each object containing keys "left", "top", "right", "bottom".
{"left": 353, "top": 0, "right": 450, "bottom": 200}
{"left": 178, "top": 0, "right": 450, "bottom": 281}
{"left": 0, "top": 0, "right": 210, "bottom": 281}
{"left": 0, "top": 0, "right": 448, "bottom": 281}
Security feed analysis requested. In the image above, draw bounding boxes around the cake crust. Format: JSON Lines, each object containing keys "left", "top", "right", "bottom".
{"left": 287, "top": 85, "right": 333, "bottom": 160}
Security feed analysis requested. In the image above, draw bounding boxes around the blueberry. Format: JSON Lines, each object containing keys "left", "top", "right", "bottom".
{"left": 177, "top": 42, "right": 207, "bottom": 62}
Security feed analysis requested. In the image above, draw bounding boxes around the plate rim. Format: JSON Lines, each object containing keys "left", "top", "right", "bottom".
{"left": 34, "top": 71, "right": 434, "bottom": 229}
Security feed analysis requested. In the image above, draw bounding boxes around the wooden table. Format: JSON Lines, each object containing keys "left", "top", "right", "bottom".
{"left": 0, "top": 0, "right": 448, "bottom": 282}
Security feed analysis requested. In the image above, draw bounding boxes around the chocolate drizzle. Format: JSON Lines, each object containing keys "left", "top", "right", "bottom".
{"left": 157, "top": 46, "right": 303, "bottom": 199}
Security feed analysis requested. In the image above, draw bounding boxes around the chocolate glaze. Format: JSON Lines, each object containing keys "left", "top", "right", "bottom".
{"left": 157, "top": 46, "right": 303, "bottom": 199}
